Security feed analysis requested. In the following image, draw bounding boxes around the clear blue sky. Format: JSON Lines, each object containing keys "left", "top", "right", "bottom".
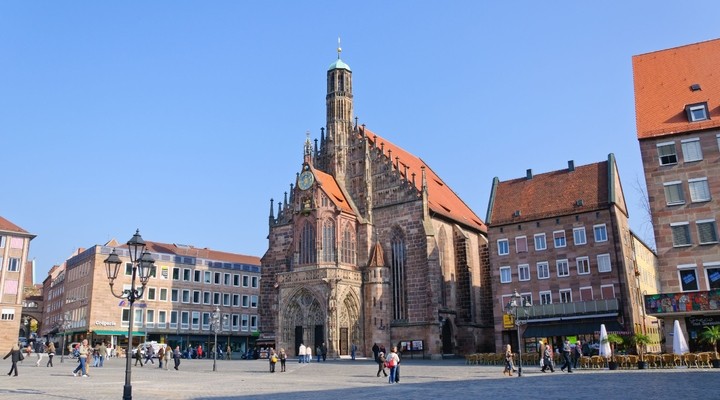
{"left": 3, "top": 1, "right": 719, "bottom": 283}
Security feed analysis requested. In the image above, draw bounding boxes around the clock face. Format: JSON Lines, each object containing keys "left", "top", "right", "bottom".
{"left": 298, "top": 171, "right": 314, "bottom": 190}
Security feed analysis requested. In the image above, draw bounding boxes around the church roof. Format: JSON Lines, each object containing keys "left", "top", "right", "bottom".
{"left": 364, "top": 127, "right": 486, "bottom": 232}
{"left": 312, "top": 167, "right": 353, "bottom": 213}
{"left": 328, "top": 58, "right": 351, "bottom": 72}
{"left": 633, "top": 38, "right": 720, "bottom": 139}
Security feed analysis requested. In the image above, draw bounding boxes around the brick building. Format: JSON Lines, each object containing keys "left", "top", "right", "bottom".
{"left": 0, "top": 216, "right": 35, "bottom": 348}
{"left": 260, "top": 50, "right": 493, "bottom": 359}
{"left": 39, "top": 237, "right": 261, "bottom": 356}
{"left": 633, "top": 38, "right": 720, "bottom": 351}
{"left": 486, "top": 156, "right": 656, "bottom": 353}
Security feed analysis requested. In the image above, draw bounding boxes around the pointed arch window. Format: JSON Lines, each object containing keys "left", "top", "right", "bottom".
{"left": 391, "top": 228, "right": 407, "bottom": 320}
{"left": 299, "top": 221, "right": 316, "bottom": 264}
{"left": 341, "top": 224, "right": 356, "bottom": 264}
{"left": 322, "top": 219, "right": 336, "bottom": 262}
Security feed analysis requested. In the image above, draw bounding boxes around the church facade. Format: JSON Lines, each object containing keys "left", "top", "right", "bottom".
{"left": 259, "top": 51, "right": 494, "bottom": 359}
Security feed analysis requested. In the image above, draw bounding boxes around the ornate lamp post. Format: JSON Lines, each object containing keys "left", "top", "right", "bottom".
{"left": 104, "top": 230, "right": 154, "bottom": 400}
{"left": 211, "top": 307, "right": 227, "bottom": 372}
{"left": 59, "top": 311, "right": 71, "bottom": 363}
{"left": 506, "top": 289, "right": 531, "bottom": 377}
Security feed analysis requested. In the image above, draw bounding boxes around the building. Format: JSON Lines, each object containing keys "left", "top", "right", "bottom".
{"left": 260, "top": 50, "right": 493, "bottom": 359}
{"left": 0, "top": 216, "right": 36, "bottom": 347}
{"left": 486, "top": 156, "right": 656, "bottom": 352}
{"left": 40, "top": 237, "right": 261, "bottom": 356}
{"left": 633, "top": 38, "right": 720, "bottom": 351}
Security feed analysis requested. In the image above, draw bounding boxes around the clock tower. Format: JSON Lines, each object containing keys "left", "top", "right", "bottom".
{"left": 325, "top": 43, "right": 353, "bottom": 184}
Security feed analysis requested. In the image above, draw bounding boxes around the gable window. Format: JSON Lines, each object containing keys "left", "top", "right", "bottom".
{"left": 537, "top": 262, "right": 549, "bottom": 280}
{"left": 678, "top": 266, "right": 699, "bottom": 292}
{"left": 685, "top": 102, "right": 709, "bottom": 122}
{"left": 534, "top": 234, "right": 547, "bottom": 251}
{"left": 689, "top": 178, "right": 711, "bottom": 202}
{"left": 681, "top": 138, "right": 703, "bottom": 162}
{"left": 671, "top": 222, "right": 692, "bottom": 247}
{"left": 553, "top": 230, "right": 566, "bottom": 248}
{"left": 573, "top": 227, "right": 587, "bottom": 245}
{"left": 593, "top": 224, "right": 608, "bottom": 242}
{"left": 697, "top": 220, "right": 719, "bottom": 244}
{"left": 499, "top": 266, "right": 512, "bottom": 283}
{"left": 597, "top": 254, "right": 612, "bottom": 273}
{"left": 657, "top": 142, "right": 678, "bottom": 166}
{"left": 497, "top": 239, "right": 509, "bottom": 256}
{"left": 576, "top": 257, "right": 590, "bottom": 275}
{"left": 539, "top": 291, "right": 552, "bottom": 305}
{"left": 664, "top": 181, "right": 685, "bottom": 205}
{"left": 515, "top": 236, "right": 528, "bottom": 253}
{"left": 518, "top": 264, "right": 530, "bottom": 281}
{"left": 559, "top": 289, "right": 572, "bottom": 303}
{"left": 556, "top": 259, "right": 569, "bottom": 277}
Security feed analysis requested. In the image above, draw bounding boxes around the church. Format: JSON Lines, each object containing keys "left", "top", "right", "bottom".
{"left": 259, "top": 48, "right": 494, "bottom": 359}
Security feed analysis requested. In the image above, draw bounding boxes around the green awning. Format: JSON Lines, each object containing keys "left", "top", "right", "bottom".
{"left": 92, "top": 330, "right": 146, "bottom": 336}
{"left": 523, "top": 320, "right": 625, "bottom": 338}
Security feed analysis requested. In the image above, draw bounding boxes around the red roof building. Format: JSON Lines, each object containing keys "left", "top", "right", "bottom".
{"left": 0, "top": 216, "right": 36, "bottom": 348}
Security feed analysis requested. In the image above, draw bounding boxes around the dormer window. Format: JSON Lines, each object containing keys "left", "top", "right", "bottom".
{"left": 686, "top": 102, "right": 709, "bottom": 122}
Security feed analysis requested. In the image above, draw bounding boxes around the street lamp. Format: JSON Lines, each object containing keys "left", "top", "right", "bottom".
{"left": 506, "top": 289, "right": 531, "bottom": 377}
{"left": 104, "top": 230, "right": 154, "bottom": 400}
{"left": 211, "top": 307, "right": 227, "bottom": 372}
{"left": 59, "top": 311, "right": 71, "bottom": 363}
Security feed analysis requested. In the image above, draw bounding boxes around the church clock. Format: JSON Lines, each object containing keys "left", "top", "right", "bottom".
{"left": 298, "top": 170, "right": 314, "bottom": 191}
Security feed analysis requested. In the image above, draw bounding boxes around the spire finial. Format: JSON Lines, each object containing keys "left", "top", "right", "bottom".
{"left": 337, "top": 37, "right": 342, "bottom": 59}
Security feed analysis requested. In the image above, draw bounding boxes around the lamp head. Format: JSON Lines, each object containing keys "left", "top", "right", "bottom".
{"left": 104, "top": 249, "right": 123, "bottom": 281}
{"left": 126, "top": 229, "right": 146, "bottom": 263}
{"left": 137, "top": 251, "right": 155, "bottom": 285}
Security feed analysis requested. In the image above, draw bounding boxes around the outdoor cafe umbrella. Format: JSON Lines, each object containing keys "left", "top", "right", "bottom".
{"left": 599, "top": 323, "right": 612, "bottom": 358}
{"left": 673, "top": 319, "right": 689, "bottom": 355}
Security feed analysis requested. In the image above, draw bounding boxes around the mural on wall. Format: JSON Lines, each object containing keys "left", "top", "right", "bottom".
{"left": 644, "top": 290, "right": 720, "bottom": 314}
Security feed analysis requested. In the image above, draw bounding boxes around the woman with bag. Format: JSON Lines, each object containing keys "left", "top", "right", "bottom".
{"left": 386, "top": 347, "right": 400, "bottom": 384}
{"left": 46, "top": 342, "right": 56, "bottom": 367}
{"left": 4, "top": 344, "right": 23, "bottom": 376}
{"left": 376, "top": 351, "right": 388, "bottom": 377}
{"left": 503, "top": 344, "right": 516, "bottom": 376}
{"left": 268, "top": 349, "right": 277, "bottom": 373}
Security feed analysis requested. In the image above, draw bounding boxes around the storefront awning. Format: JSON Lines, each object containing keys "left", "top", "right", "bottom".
{"left": 93, "top": 330, "right": 146, "bottom": 336}
{"left": 523, "top": 320, "right": 625, "bottom": 338}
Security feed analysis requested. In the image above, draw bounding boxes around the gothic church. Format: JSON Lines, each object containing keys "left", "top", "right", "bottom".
{"left": 259, "top": 49, "right": 494, "bottom": 358}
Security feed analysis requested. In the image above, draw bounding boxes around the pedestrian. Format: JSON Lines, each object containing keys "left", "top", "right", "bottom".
{"left": 560, "top": 339, "right": 573, "bottom": 373}
{"left": 394, "top": 348, "right": 401, "bottom": 383}
{"left": 372, "top": 343, "right": 380, "bottom": 363}
{"left": 541, "top": 342, "right": 555, "bottom": 373}
{"left": 376, "top": 351, "right": 388, "bottom": 377}
{"left": 24, "top": 344, "right": 32, "bottom": 363}
{"left": 315, "top": 345, "right": 322, "bottom": 362}
{"left": 197, "top": 345, "right": 203, "bottom": 359}
{"left": 573, "top": 340, "right": 583, "bottom": 369}
{"left": 321, "top": 342, "right": 327, "bottom": 362}
{"left": 157, "top": 346, "right": 165, "bottom": 369}
{"left": 72, "top": 339, "right": 89, "bottom": 377}
{"left": 164, "top": 345, "right": 172, "bottom": 370}
{"left": 35, "top": 341, "right": 46, "bottom": 367}
{"left": 386, "top": 346, "right": 400, "bottom": 384}
{"left": 298, "top": 343, "right": 306, "bottom": 363}
{"left": 503, "top": 344, "right": 516, "bottom": 376}
{"left": 351, "top": 342, "right": 357, "bottom": 360}
{"left": 46, "top": 342, "right": 55, "bottom": 367}
{"left": 269, "top": 349, "right": 277, "bottom": 373}
{"left": 134, "top": 344, "right": 144, "bottom": 367}
{"left": 173, "top": 346, "right": 181, "bottom": 370}
{"left": 279, "top": 348, "right": 287, "bottom": 372}
{"left": 92, "top": 342, "right": 100, "bottom": 367}
{"left": 144, "top": 344, "right": 155, "bottom": 364}
{"left": 305, "top": 344, "right": 312, "bottom": 363}
{"left": 99, "top": 342, "right": 107, "bottom": 367}
{"left": 3, "top": 343, "right": 23, "bottom": 376}
{"left": 226, "top": 343, "right": 232, "bottom": 360}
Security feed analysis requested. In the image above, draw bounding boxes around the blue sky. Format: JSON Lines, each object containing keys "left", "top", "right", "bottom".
{"left": 3, "top": 1, "right": 719, "bottom": 283}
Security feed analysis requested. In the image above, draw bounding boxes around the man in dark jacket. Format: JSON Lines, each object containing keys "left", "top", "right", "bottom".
{"left": 4, "top": 344, "right": 23, "bottom": 376}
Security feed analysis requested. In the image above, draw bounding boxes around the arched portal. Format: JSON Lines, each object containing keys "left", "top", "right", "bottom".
{"left": 281, "top": 288, "right": 325, "bottom": 357}
{"left": 337, "top": 291, "right": 361, "bottom": 356}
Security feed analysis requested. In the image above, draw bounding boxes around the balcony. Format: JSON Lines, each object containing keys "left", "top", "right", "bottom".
{"left": 523, "top": 298, "right": 620, "bottom": 321}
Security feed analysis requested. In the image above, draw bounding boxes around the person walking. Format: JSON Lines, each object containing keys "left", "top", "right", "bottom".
{"left": 541, "top": 342, "right": 555, "bottom": 373}
{"left": 35, "top": 341, "right": 46, "bottom": 367}
{"left": 269, "top": 349, "right": 277, "bottom": 373}
{"left": 46, "top": 342, "right": 56, "bottom": 367}
{"left": 72, "top": 339, "right": 89, "bottom": 377}
{"left": 560, "top": 339, "right": 573, "bottom": 373}
{"left": 503, "top": 344, "right": 516, "bottom": 376}
{"left": 226, "top": 344, "right": 232, "bottom": 360}
{"left": 305, "top": 344, "right": 312, "bottom": 363}
{"left": 134, "top": 344, "right": 144, "bottom": 367}
{"left": 376, "top": 351, "right": 388, "bottom": 377}
{"left": 144, "top": 344, "right": 155, "bottom": 365}
{"left": 164, "top": 345, "right": 171, "bottom": 370}
{"left": 372, "top": 343, "right": 380, "bottom": 363}
{"left": 315, "top": 345, "right": 322, "bottom": 362}
{"left": 4, "top": 343, "right": 23, "bottom": 376}
{"left": 173, "top": 346, "right": 181, "bottom": 370}
{"left": 351, "top": 342, "right": 357, "bottom": 360}
{"left": 321, "top": 342, "right": 327, "bottom": 362}
{"left": 394, "top": 348, "right": 401, "bottom": 383}
{"left": 573, "top": 340, "right": 583, "bottom": 369}
{"left": 157, "top": 346, "right": 165, "bottom": 369}
{"left": 298, "top": 343, "right": 306, "bottom": 363}
{"left": 279, "top": 348, "right": 287, "bottom": 372}
{"left": 386, "top": 347, "right": 400, "bottom": 384}
{"left": 98, "top": 342, "right": 107, "bottom": 367}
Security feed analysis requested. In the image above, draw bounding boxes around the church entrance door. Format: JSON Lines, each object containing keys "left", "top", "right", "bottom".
{"left": 314, "top": 325, "right": 323, "bottom": 354}
{"left": 294, "top": 326, "right": 303, "bottom": 357}
{"left": 442, "top": 320, "right": 453, "bottom": 354}
{"left": 339, "top": 327, "right": 348, "bottom": 355}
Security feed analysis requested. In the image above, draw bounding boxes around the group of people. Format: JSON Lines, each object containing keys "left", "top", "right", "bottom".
{"left": 503, "top": 338, "right": 584, "bottom": 375}
{"left": 133, "top": 344, "right": 182, "bottom": 370}
{"left": 372, "top": 343, "right": 401, "bottom": 384}
{"left": 267, "top": 348, "right": 287, "bottom": 372}
{"left": 296, "top": 342, "right": 328, "bottom": 363}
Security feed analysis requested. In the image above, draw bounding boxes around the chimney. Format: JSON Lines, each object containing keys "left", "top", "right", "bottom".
{"left": 526, "top": 169, "right": 533, "bottom": 179}
{"left": 568, "top": 160, "right": 575, "bottom": 172}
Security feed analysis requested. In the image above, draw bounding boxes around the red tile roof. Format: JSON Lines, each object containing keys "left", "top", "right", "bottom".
{"left": 633, "top": 38, "right": 720, "bottom": 139}
{"left": 364, "top": 127, "right": 486, "bottom": 232}
{"left": 488, "top": 161, "right": 608, "bottom": 225}
{"left": 0, "top": 215, "right": 30, "bottom": 234}
{"left": 312, "top": 167, "right": 354, "bottom": 213}
{"left": 140, "top": 241, "right": 261, "bottom": 265}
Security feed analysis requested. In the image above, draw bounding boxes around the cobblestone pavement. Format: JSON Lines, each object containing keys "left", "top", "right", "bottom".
{"left": 0, "top": 356, "right": 718, "bottom": 400}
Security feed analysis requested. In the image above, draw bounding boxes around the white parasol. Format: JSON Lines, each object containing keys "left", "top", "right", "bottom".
{"left": 673, "top": 319, "right": 689, "bottom": 355}
{"left": 599, "top": 323, "right": 612, "bottom": 358}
